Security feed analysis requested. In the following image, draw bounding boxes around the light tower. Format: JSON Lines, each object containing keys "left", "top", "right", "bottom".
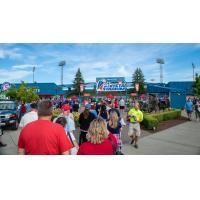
{"left": 58, "top": 60, "right": 66, "bottom": 86}
{"left": 156, "top": 58, "right": 165, "bottom": 84}
{"left": 33, "top": 66, "right": 35, "bottom": 83}
{"left": 192, "top": 63, "right": 195, "bottom": 81}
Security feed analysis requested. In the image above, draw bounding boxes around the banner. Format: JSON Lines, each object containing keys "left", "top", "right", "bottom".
{"left": 135, "top": 83, "right": 139, "bottom": 92}
{"left": 80, "top": 83, "right": 84, "bottom": 92}
{"left": 96, "top": 77, "right": 126, "bottom": 92}
{"left": 1, "top": 82, "right": 11, "bottom": 92}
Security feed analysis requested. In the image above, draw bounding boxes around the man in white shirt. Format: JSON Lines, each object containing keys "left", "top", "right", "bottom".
{"left": 19, "top": 103, "right": 38, "bottom": 128}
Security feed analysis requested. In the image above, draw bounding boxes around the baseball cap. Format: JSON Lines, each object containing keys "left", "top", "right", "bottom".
{"left": 62, "top": 104, "right": 71, "bottom": 111}
{"left": 85, "top": 104, "right": 91, "bottom": 109}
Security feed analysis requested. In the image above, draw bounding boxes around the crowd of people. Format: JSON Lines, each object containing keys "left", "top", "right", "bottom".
{"left": 11, "top": 96, "right": 144, "bottom": 155}
{"left": 184, "top": 97, "right": 200, "bottom": 121}
{"left": 2, "top": 94, "right": 199, "bottom": 153}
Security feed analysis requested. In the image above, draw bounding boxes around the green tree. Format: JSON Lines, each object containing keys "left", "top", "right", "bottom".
{"left": 193, "top": 73, "right": 200, "bottom": 97}
{"left": 73, "top": 68, "right": 85, "bottom": 95}
{"left": 26, "top": 87, "right": 40, "bottom": 102}
{"left": 132, "top": 67, "right": 146, "bottom": 94}
{"left": 6, "top": 86, "right": 17, "bottom": 100}
{"left": 17, "top": 81, "right": 27, "bottom": 103}
{"left": 6, "top": 81, "right": 39, "bottom": 103}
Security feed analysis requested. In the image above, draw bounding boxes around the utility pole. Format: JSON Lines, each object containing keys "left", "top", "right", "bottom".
{"left": 156, "top": 58, "right": 165, "bottom": 84}
{"left": 58, "top": 61, "right": 66, "bottom": 86}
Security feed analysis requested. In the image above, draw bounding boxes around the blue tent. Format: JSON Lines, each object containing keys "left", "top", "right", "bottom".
{"left": 147, "top": 84, "right": 186, "bottom": 109}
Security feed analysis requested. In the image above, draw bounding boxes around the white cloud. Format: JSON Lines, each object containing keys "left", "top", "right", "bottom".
{"left": 114, "top": 65, "right": 129, "bottom": 77}
{"left": 0, "top": 48, "right": 22, "bottom": 59}
{"left": 0, "top": 69, "right": 32, "bottom": 83}
{"left": 76, "top": 61, "right": 110, "bottom": 70}
{"left": 12, "top": 64, "right": 42, "bottom": 69}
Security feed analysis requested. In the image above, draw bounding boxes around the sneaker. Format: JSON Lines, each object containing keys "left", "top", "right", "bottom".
{"left": 130, "top": 138, "right": 135, "bottom": 145}
{"left": 0, "top": 142, "right": 7, "bottom": 147}
{"left": 134, "top": 144, "right": 138, "bottom": 149}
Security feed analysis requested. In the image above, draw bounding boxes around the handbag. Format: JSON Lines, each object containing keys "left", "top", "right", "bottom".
{"left": 108, "top": 137, "right": 124, "bottom": 155}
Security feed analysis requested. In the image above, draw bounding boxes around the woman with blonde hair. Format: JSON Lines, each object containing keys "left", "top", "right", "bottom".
{"left": 77, "top": 117, "right": 117, "bottom": 155}
{"left": 107, "top": 111, "right": 123, "bottom": 153}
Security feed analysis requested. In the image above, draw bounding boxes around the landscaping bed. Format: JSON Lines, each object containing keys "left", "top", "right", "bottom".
{"left": 141, "top": 116, "right": 188, "bottom": 133}
{"left": 141, "top": 109, "right": 188, "bottom": 132}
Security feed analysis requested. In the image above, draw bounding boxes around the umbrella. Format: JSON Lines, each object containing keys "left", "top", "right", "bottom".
{"left": 70, "top": 95, "right": 78, "bottom": 99}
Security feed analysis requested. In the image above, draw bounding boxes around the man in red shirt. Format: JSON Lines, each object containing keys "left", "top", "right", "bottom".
{"left": 18, "top": 100, "right": 72, "bottom": 155}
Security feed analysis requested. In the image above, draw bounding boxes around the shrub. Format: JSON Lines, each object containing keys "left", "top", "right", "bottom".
{"left": 52, "top": 108, "right": 62, "bottom": 116}
{"left": 163, "top": 110, "right": 181, "bottom": 120}
{"left": 142, "top": 115, "right": 159, "bottom": 130}
{"left": 51, "top": 108, "right": 62, "bottom": 122}
{"left": 142, "top": 109, "right": 181, "bottom": 130}
{"left": 72, "top": 112, "right": 80, "bottom": 127}
{"left": 151, "top": 113, "right": 164, "bottom": 122}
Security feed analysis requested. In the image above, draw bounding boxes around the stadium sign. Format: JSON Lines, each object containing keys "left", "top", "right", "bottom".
{"left": 1, "top": 82, "right": 11, "bottom": 92}
{"left": 96, "top": 77, "right": 126, "bottom": 92}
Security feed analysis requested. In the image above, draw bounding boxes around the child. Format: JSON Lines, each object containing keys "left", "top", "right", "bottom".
{"left": 55, "top": 117, "right": 79, "bottom": 155}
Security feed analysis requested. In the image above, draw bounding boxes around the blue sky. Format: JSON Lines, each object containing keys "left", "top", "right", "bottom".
{"left": 0, "top": 43, "right": 200, "bottom": 84}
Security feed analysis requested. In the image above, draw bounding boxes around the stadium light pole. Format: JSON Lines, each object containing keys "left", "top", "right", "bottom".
{"left": 156, "top": 58, "right": 165, "bottom": 84}
{"left": 192, "top": 63, "right": 195, "bottom": 81}
{"left": 33, "top": 66, "right": 35, "bottom": 83}
{"left": 58, "top": 61, "right": 66, "bottom": 87}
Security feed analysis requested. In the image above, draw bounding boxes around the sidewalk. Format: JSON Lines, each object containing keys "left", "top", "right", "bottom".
{"left": 1, "top": 118, "right": 200, "bottom": 155}
{"left": 123, "top": 121, "right": 200, "bottom": 155}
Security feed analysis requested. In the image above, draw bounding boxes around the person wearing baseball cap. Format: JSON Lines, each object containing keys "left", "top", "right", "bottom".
{"left": 61, "top": 104, "right": 71, "bottom": 112}
{"left": 54, "top": 103, "right": 76, "bottom": 146}
{"left": 60, "top": 104, "right": 75, "bottom": 131}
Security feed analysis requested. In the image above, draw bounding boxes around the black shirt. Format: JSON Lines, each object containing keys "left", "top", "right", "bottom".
{"left": 73, "top": 103, "right": 79, "bottom": 112}
{"left": 107, "top": 122, "right": 122, "bottom": 135}
{"left": 79, "top": 112, "right": 96, "bottom": 131}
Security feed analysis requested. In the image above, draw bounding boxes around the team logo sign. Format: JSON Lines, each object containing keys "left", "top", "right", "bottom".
{"left": 96, "top": 80, "right": 105, "bottom": 91}
{"left": 96, "top": 79, "right": 126, "bottom": 91}
{"left": 1, "top": 82, "right": 11, "bottom": 91}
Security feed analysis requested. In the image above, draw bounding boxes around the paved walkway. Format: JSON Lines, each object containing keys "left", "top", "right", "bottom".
{"left": 1, "top": 119, "right": 200, "bottom": 155}
{"left": 123, "top": 121, "right": 200, "bottom": 155}
{"left": 0, "top": 129, "right": 19, "bottom": 155}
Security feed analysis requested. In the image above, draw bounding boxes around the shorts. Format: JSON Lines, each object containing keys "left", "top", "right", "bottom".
{"left": 128, "top": 122, "right": 141, "bottom": 137}
{"left": 120, "top": 106, "right": 125, "bottom": 110}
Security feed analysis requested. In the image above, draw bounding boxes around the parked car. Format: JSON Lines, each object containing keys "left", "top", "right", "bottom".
{"left": 0, "top": 100, "right": 20, "bottom": 130}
